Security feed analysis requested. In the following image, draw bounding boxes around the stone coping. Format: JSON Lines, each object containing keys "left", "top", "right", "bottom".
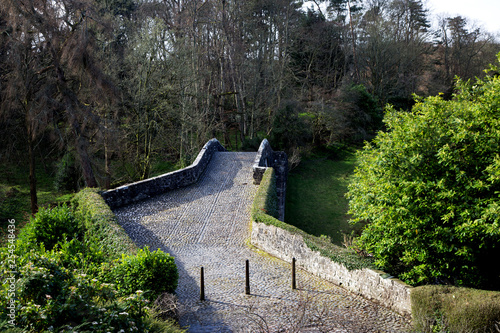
{"left": 101, "top": 138, "right": 226, "bottom": 209}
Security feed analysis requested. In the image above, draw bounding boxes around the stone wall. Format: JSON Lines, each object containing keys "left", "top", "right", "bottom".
{"left": 250, "top": 221, "right": 412, "bottom": 317}
{"left": 102, "top": 139, "right": 226, "bottom": 209}
{"left": 252, "top": 139, "right": 288, "bottom": 221}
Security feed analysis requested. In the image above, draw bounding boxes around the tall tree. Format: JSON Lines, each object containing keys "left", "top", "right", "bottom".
{"left": 290, "top": 9, "right": 345, "bottom": 100}
{"left": 437, "top": 16, "right": 497, "bottom": 89}
{"left": 358, "top": 0, "right": 431, "bottom": 108}
{"left": 1, "top": 0, "right": 119, "bottom": 201}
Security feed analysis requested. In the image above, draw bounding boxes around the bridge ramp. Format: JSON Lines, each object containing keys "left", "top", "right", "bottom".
{"left": 114, "top": 152, "right": 410, "bottom": 332}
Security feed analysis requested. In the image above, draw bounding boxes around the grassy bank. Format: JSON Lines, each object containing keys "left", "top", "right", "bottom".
{"left": 285, "top": 150, "right": 358, "bottom": 246}
{"left": 252, "top": 167, "right": 375, "bottom": 271}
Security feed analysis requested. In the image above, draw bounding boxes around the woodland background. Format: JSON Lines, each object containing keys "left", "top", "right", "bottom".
{"left": 1, "top": 0, "right": 499, "bottom": 214}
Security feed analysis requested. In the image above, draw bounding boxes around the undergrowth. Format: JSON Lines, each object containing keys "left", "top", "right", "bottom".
{"left": 0, "top": 188, "right": 183, "bottom": 332}
{"left": 411, "top": 285, "right": 500, "bottom": 333}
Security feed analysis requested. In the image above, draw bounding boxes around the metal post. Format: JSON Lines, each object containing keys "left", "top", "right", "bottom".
{"left": 245, "top": 259, "right": 250, "bottom": 295}
{"left": 200, "top": 267, "right": 205, "bottom": 301}
{"left": 292, "top": 257, "right": 296, "bottom": 290}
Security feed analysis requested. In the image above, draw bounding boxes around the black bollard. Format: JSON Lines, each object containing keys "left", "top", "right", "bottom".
{"left": 200, "top": 267, "right": 205, "bottom": 301}
{"left": 245, "top": 259, "right": 250, "bottom": 295}
{"left": 292, "top": 257, "right": 296, "bottom": 290}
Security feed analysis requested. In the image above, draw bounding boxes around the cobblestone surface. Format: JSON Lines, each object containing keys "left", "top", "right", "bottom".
{"left": 114, "top": 152, "right": 411, "bottom": 332}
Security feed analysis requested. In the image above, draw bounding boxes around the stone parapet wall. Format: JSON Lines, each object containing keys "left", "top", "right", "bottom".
{"left": 252, "top": 139, "right": 274, "bottom": 184}
{"left": 102, "top": 139, "right": 226, "bottom": 209}
{"left": 250, "top": 221, "right": 412, "bottom": 317}
{"left": 252, "top": 139, "right": 288, "bottom": 221}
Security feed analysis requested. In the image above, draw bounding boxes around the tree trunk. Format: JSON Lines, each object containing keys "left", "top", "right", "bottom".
{"left": 76, "top": 136, "right": 98, "bottom": 188}
{"left": 28, "top": 136, "right": 38, "bottom": 215}
{"left": 347, "top": 0, "right": 360, "bottom": 83}
{"left": 104, "top": 116, "right": 111, "bottom": 189}
{"left": 72, "top": 118, "right": 98, "bottom": 188}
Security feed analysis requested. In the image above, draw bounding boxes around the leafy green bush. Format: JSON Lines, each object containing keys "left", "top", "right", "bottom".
{"left": 72, "top": 188, "right": 136, "bottom": 259}
{"left": 16, "top": 204, "right": 82, "bottom": 252}
{"left": 0, "top": 187, "right": 182, "bottom": 332}
{"left": 252, "top": 168, "right": 374, "bottom": 271}
{"left": 411, "top": 285, "right": 500, "bottom": 333}
{"left": 103, "top": 247, "right": 178, "bottom": 301}
{"left": 347, "top": 57, "right": 500, "bottom": 288}
{"left": 1, "top": 248, "right": 149, "bottom": 332}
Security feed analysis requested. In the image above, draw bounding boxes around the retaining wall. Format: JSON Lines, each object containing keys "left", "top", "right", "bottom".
{"left": 252, "top": 139, "right": 288, "bottom": 221}
{"left": 102, "top": 139, "right": 226, "bottom": 209}
{"left": 250, "top": 221, "right": 412, "bottom": 317}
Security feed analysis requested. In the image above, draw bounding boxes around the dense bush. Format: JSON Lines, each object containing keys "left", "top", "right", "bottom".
{"left": 103, "top": 247, "right": 178, "bottom": 301}
{"left": 1, "top": 246, "right": 152, "bottom": 332}
{"left": 270, "top": 100, "right": 312, "bottom": 153}
{"left": 347, "top": 58, "right": 500, "bottom": 288}
{"left": 0, "top": 189, "right": 181, "bottom": 332}
{"left": 411, "top": 285, "right": 500, "bottom": 333}
{"left": 16, "top": 204, "right": 82, "bottom": 252}
{"left": 252, "top": 168, "right": 374, "bottom": 271}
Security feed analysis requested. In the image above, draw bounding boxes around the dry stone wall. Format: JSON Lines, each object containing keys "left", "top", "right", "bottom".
{"left": 251, "top": 221, "right": 413, "bottom": 317}
{"left": 102, "top": 139, "right": 226, "bottom": 209}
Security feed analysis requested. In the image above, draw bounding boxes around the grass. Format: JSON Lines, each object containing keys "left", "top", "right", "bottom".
{"left": 253, "top": 168, "right": 375, "bottom": 271}
{"left": 0, "top": 151, "right": 178, "bottom": 241}
{"left": 0, "top": 156, "right": 74, "bottom": 245}
{"left": 411, "top": 285, "right": 500, "bottom": 333}
{"left": 285, "top": 149, "right": 358, "bottom": 246}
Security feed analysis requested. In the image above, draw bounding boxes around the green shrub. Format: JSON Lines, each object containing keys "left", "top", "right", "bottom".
{"left": 1, "top": 248, "right": 145, "bottom": 332}
{"left": 16, "top": 204, "right": 82, "bottom": 252}
{"left": 347, "top": 58, "right": 500, "bottom": 288}
{"left": 252, "top": 168, "right": 374, "bottom": 271}
{"left": 53, "top": 237, "right": 106, "bottom": 274}
{"left": 72, "top": 188, "right": 136, "bottom": 258}
{"left": 104, "top": 247, "right": 178, "bottom": 301}
{"left": 0, "top": 188, "right": 183, "bottom": 332}
{"left": 411, "top": 285, "right": 500, "bottom": 333}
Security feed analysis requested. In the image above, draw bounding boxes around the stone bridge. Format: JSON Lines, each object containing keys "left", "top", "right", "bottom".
{"left": 102, "top": 139, "right": 410, "bottom": 332}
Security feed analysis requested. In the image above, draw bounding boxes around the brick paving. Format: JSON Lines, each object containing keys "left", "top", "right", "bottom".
{"left": 114, "top": 152, "right": 411, "bottom": 332}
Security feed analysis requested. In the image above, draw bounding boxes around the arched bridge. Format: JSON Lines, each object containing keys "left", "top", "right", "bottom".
{"left": 102, "top": 139, "right": 410, "bottom": 332}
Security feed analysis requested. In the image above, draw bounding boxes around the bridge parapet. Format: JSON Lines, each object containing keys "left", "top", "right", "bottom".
{"left": 102, "top": 138, "right": 226, "bottom": 209}
{"left": 252, "top": 139, "right": 288, "bottom": 221}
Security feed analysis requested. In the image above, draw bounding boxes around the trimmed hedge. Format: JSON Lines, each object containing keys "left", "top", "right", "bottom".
{"left": 252, "top": 168, "right": 375, "bottom": 271}
{"left": 71, "top": 188, "right": 137, "bottom": 258}
{"left": 411, "top": 285, "right": 500, "bottom": 333}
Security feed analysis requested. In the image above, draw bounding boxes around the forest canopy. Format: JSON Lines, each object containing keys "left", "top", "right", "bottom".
{"left": 0, "top": 0, "right": 499, "bottom": 214}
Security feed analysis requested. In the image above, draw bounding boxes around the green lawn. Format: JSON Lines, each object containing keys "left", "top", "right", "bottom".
{"left": 285, "top": 151, "right": 357, "bottom": 246}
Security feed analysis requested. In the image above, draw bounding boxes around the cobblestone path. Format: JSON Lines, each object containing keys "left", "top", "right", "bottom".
{"left": 114, "top": 152, "right": 411, "bottom": 332}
